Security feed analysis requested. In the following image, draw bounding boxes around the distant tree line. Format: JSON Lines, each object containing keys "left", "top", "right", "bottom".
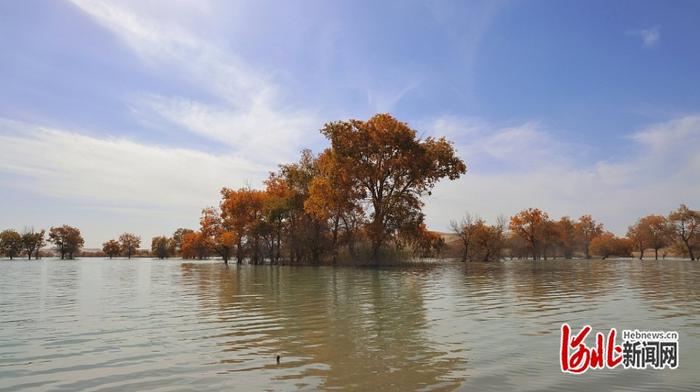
{"left": 2, "top": 205, "right": 698, "bottom": 262}
{"left": 449, "top": 204, "right": 700, "bottom": 261}
{"left": 0, "top": 225, "right": 82, "bottom": 260}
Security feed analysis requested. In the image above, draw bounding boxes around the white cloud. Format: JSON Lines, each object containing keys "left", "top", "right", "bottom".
{"left": 423, "top": 114, "right": 700, "bottom": 235}
{"left": 425, "top": 117, "right": 575, "bottom": 171}
{"left": 130, "top": 94, "right": 319, "bottom": 163}
{"left": 627, "top": 26, "right": 660, "bottom": 48}
{"left": 68, "top": 0, "right": 321, "bottom": 161}
{"left": 0, "top": 120, "right": 267, "bottom": 208}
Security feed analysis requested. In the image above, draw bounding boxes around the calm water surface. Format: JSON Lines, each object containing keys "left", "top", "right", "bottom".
{"left": 0, "top": 259, "right": 698, "bottom": 391}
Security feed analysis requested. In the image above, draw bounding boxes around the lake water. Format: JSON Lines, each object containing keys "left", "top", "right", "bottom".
{"left": 0, "top": 258, "right": 698, "bottom": 391}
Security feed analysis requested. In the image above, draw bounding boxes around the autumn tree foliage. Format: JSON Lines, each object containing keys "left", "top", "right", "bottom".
{"left": 270, "top": 150, "right": 325, "bottom": 264}
{"left": 180, "top": 231, "right": 209, "bottom": 260}
{"left": 48, "top": 225, "right": 84, "bottom": 259}
{"left": 504, "top": 211, "right": 611, "bottom": 260}
{"left": 199, "top": 207, "right": 239, "bottom": 263}
{"left": 626, "top": 221, "right": 649, "bottom": 260}
{"left": 0, "top": 229, "right": 23, "bottom": 260}
{"left": 668, "top": 204, "right": 700, "bottom": 260}
{"left": 470, "top": 218, "right": 506, "bottom": 262}
{"left": 574, "top": 215, "right": 604, "bottom": 259}
{"left": 450, "top": 214, "right": 505, "bottom": 262}
{"left": 182, "top": 114, "right": 466, "bottom": 265}
{"left": 172, "top": 228, "right": 194, "bottom": 256}
{"left": 102, "top": 239, "right": 120, "bottom": 259}
{"left": 320, "top": 114, "right": 466, "bottom": 262}
{"left": 305, "top": 149, "right": 363, "bottom": 263}
{"left": 450, "top": 214, "right": 480, "bottom": 262}
{"left": 22, "top": 229, "right": 45, "bottom": 260}
{"left": 220, "top": 188, "right": 268, "bottom": 263}
{"left": 118, "top": 233, "right": 141, "bottom": 259}
{"left": 395, "top": 224, "right": 446, "bottom": 259}
{"left": 590, "top": 232, "right": 632, "bottom": 259}
{"left": 556, "top": 217, "right": 577, "bottom": 259}
{"left": 509, "top": 208, "right": 549, "bottom": 260}
{"left": 636, "top": 215, "right": 673, "bottom": 260}
{"left": 151, "top": 236, "right": 175, "bottom": 259}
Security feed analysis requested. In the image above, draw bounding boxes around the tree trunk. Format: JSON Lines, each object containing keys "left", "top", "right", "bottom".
{"left": 371, "top": 240, "right": 382, "bottom": 265}
{"left": 682, "top": 238, "right": 695, "bottom": 260}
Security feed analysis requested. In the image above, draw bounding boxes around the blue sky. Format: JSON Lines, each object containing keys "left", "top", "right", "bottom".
{"left": 1, "top": 0, "right": 699, "bottom": 247}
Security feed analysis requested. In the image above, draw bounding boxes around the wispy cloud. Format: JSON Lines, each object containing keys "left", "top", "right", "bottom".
{"left": 68, "top": 0, "right": 321, "bottom": 162}
{"left": 0, "top": 119, "right": 267, "bottom": 208}
{"left": 627, "top": 26, "right": 660, "bottom": 48}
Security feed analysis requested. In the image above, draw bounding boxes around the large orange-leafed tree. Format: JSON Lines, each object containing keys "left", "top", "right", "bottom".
{"left": 220, "top": 188, "right": 268, "bottom": 264}
{"left": 509, "top": 208, "right": 549, "bottom": 260}
{"left": 320, "top": 113, "right": 466, "bottom": 261}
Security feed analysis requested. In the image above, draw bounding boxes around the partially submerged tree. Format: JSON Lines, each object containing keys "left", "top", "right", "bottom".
{"left": 21, "top": 229, "right": 45, "bottom": 260}
{"left": 0, "top": 229, "right": 23, "bottom": 260}
{"left": 180, "top": 231, "right": 209, "bottom": 260}
{"left": 305, "top": 149, "right": 362, "bottom": 263}
{"left": 574, "top": 215, "right": 604, "bottom": 259}
{"left": 639, "top": 215, "right": 673, "bottom": 260}
{"left": 118, "top": 233, "right": 141, "bottom": 259}
{"left": 450, "top": 213, "right": 479, "bottom": 262}
{"left": 220, "top": 188, "right": 267, "bottom": 264}
{"left": 199, "top": 207, "right": 237, "bottom": 264}
{"left": 509, "top": 208, "right": 549, "bottom": 260}
{"left": 555, "top": 217, "right": 576, "bottom": 259}
{"left": 102, "top": 239, "right": 120, "bottom": 259}
{"left": 470, "top": 217, "right": 506, "bottom": 262}
{"left": 321, "top": 113, "right": 466, "bottom": 262}
{"left": 172, "top": 228, "right": 194, "bottom": 257}
{"left": 48, "top": 225, "right": 84, "bottom": 259}
{"left": 151, "top": 236, "right": 175, "bottom": 259}
{"left": 626, "top": 221, "right": 648, "bottom": 260}
{"left": 668, "top": 204, "right": 699, "bottom": 261}
{"left": 590, "top": 232, "right": 632, "bottom": 259}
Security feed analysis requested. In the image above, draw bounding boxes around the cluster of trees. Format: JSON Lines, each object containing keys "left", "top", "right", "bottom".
{"left": 0, "top": 225, "right": 84, "bottom": 260}
{"left": 627, "top": 205, "right": 700, "bottom": 260}
{"left": 0, "top": 228, "right": 45, "bottom": 260}
{"left": 450, "top": 204, "right": 700, "bottom": 261}
{"left": 1, "top": 204, "right": 697, "bottom": 263}
{"left": 101, "top": 233, "right": 142, "bottom": 259}
{"left": 450, "top": 215, "right": 507, "bottom": 262}
{"left": 172, "top": 114, "right": 466, "bottom": 264}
